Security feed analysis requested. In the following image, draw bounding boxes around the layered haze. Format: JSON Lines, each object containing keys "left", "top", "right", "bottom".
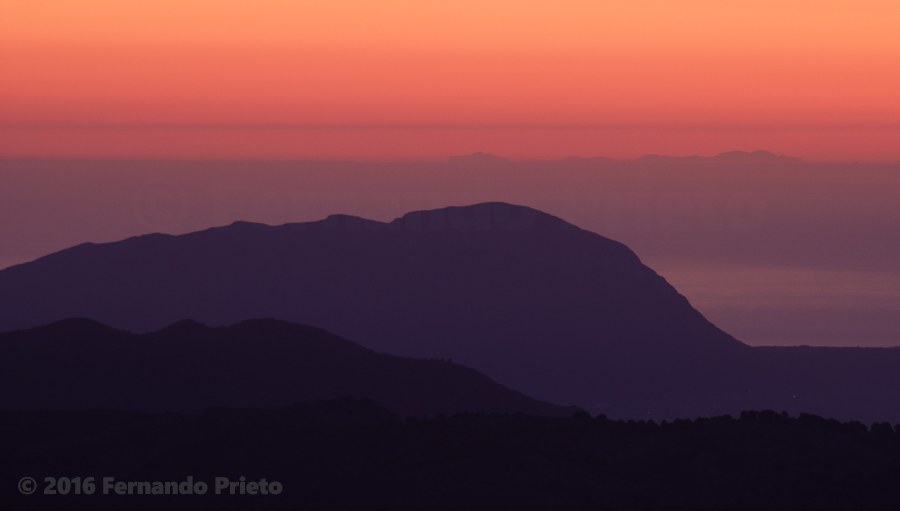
{"left": 1, "top": 2, "right": 897, "bottom": 346}
{"left": 1, "top": 155, "right": 898, "bottom": 347}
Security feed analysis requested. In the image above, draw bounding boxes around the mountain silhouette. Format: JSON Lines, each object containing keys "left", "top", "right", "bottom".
{"left": 2, "top": 202, "right": 899, "bottom": 422}
{"left": 634, "top": 150, "right": 802, "bottom": 163}
{"left": 0, "top": 317, "right": 578, "bottom": 417}
{"left": 711, "top": 149, "right": 804, "bottom": 163}
{"left": 0, "top": 203, "right": 744, "bottom": 414}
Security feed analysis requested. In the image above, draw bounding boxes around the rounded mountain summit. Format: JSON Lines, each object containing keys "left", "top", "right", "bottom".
{"left": 0, "top": 203, "right": 747, "bottom": 416}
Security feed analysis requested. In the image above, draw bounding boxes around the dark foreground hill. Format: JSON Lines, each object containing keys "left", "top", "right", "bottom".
{"left": 0, "top": 318, "right": 576, "bottom": 417}
{"left": 3, "top": 398, "right": 900, "bottom": 511}
{"left": 2, "top": 203, "right": 900, "bottom": 422}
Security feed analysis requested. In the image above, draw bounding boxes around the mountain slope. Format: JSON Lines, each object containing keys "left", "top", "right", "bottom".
{"left": 0, "top": 317, "right": 578, "bottom": 417}
{"left": 4, "top": 202, "right": 900, "bottom": 422}
{"left": 0, "top": 203, "right": 745, "bottom": 414}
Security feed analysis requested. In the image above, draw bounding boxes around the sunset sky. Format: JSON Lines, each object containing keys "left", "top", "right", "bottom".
{"left": 1, "top": 1, "right": 899, "bottom": 347}
{"left": 2, "top": 0, "right": 899, "bottom": 160}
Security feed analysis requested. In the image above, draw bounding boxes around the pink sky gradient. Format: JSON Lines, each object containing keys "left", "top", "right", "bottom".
{"left": 2, "top": 1, "right": 899, "bottom": 160}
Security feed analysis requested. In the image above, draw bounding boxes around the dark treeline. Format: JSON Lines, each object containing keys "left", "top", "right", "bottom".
{"left": 4, "top": 398, "right": 900, "bottom": 510}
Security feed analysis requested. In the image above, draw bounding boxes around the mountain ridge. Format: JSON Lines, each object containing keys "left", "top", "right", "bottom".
{"left": 4, "top": 202, "right": 900, "bottom": 422}
{"left": 0, "top": 316, "right": 580, "bottom": 417}
{"left": 0, "top": 202, "right": 746, "bottom": 418}
{"left": 447, "top": 150, "right": 802, "bottom": 163}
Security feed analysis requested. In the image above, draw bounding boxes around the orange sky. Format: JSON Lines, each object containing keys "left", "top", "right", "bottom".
{"left": 2, "top": 0, "right": 899, "bottom": 160}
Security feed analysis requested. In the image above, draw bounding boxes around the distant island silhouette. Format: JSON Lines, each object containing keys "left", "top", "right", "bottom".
{"left": 1, "top": 202, "right": 898, "bottom": 422}
{"left": 450, "top": 150, "right": 802, "bottom": 164}
{"left": 637, "top": 149, "right": 803, "bottom": 163}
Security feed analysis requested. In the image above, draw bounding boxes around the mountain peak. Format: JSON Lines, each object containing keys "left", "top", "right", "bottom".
{"left": 0, "top": 201, "right": 744, "bottom": 418}
{"left": 386, "top": 202, "right": 583, "bottom": 233}
{"left": 712, "top": 150, "right": 803, "bottom": 162}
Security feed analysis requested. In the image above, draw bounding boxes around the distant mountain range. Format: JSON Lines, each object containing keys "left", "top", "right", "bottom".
{"left": 459, "top": 149, "right": 803, "bottom": 164}
{"left": 0, "top": 317, "right": 577, "bottom": 417}
{"left": 636, "top": 150, "right": 803, "bottom": 164}
{"left": 1, "top": 202, "right": 899, "bottom": 422}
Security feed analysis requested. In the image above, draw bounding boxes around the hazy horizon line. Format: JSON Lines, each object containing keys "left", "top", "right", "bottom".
{"left": 4, "top": 121, "right": 900, "bottom": 132}
{"left": 3, "top": 148, "right": 900, "bottom": 165}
